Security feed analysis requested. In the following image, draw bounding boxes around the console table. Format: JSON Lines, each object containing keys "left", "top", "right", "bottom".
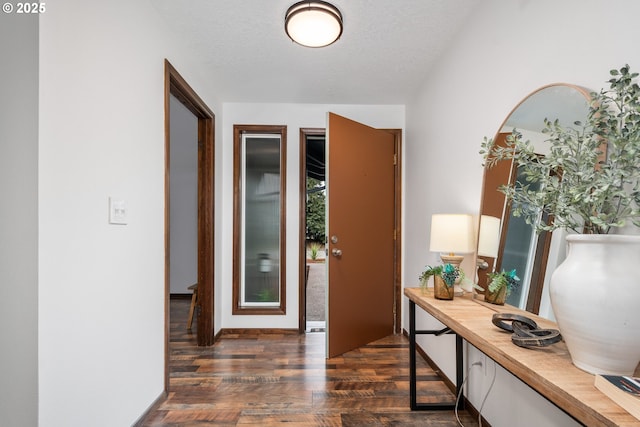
{"left": 405, "top": 287, "right": 640, "bottom": 426}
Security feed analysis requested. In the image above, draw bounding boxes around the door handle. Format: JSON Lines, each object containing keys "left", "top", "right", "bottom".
{"left": 331, "top": 248, "right": 343, "bottom": 257}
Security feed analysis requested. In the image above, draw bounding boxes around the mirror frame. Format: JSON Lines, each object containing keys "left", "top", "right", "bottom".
{"left": 477, "top": 83, "right": 591, "bottom": 315}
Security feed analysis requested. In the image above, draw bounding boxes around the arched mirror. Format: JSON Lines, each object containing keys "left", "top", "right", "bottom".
{"left": 477, "top": 84, "right": 591, "bottom": 318}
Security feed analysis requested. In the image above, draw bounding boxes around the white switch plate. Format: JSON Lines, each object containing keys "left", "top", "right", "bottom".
{"left": 109, "top": 197, "right": 128, "bottom": 225}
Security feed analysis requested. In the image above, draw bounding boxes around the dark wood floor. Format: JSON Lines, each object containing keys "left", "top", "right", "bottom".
{"left": 140, "top": 298, "right": 478, "bottom": 426}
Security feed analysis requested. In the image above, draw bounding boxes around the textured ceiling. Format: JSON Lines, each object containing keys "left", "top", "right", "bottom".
{"left": 152, "top": 0, "right": 480, "bottom": 104}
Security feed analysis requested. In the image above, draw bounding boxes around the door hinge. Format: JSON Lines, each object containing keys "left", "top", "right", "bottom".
{"left": 198, "top": 140, "right": 204, "bottom": 149}
{"left": 393, "top": 229, "right": 397, "bottom": 240}
{"left": 393, "top": 154, "right": 397, "bottom": 165}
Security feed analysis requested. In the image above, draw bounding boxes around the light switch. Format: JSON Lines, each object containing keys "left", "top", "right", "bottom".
{"left": 109, "top": 197, "right": 128, "bottom": 225}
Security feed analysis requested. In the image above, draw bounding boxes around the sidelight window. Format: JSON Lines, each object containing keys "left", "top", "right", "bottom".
{"left": 233, "top": 125, "right": 286, "bottom": 314}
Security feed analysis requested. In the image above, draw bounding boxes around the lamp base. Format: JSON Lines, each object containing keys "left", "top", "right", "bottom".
{"left": 439, "top": 254, "right": 463, "bottom": 268}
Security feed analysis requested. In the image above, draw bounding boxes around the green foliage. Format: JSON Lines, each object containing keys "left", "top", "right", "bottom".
{"left": 487, "top": 269, "right": 520, "bottom": 297}
{"left": 419, "top": 265, "right": 442, "bottom": 285}
{"left": 308, "top": 242, "right": 323, "bottom": 260}
{"left": 255, "top": 288, "right": 278, "bottom": 302}
{"left": 441, "top": 264, "right": 460, "bottom": 286}
{"left": 481, "top": 65, "right": 640, "bottom": 234}
{"left": 306, "top": 177, "right": 326, "bottom": 242}
{"left": 419, "top": 264, "right": 459, "bottom": 287}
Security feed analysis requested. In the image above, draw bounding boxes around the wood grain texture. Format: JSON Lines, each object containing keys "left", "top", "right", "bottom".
{"left": 326, "top": 113, "right": 395, "bottom": 358}
{"left": 139, "top": 298, "right": 478, "bottom": 426}
{"left": 405, "top": 287, "right": 640, "bottom": 427}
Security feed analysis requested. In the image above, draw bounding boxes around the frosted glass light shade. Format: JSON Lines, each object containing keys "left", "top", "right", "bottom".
{"left": 285, "top": 1, "right": 343, "bottom": 48}
{"left": 429, "top": 214, "right": 475, "bottom": 254}
{"left": 477, "top": 215, "right": 501, "bottom": 258}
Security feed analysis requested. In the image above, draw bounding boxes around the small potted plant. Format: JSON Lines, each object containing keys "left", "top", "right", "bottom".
{"left": 486, "top": 269, "right": 520, "bottom": 305}
{"left": 307, "top": 241, "right": 324, "bottom": 262}
{"left": 419, "top": 264, "right": 459, "bottom": 300}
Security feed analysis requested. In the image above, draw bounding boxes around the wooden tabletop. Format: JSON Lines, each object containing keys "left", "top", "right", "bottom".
{"left": 404, "top": 287, "right": 640, "bottom": 427}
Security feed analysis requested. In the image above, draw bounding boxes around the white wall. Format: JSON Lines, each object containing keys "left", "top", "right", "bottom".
{"left": 169, "top": 95, "right": 198, "bottom": 294}
{"left": 221, "top": 103, "right": 404, "bottom": 329}
{"left": 403, "top": 0, "right": 640, "bottom": 425}
{"left": 0, "top": 12, "right": 39, "bottom": 427}
{"left": 37, "top": 1, "right": 222, "bottom": 425}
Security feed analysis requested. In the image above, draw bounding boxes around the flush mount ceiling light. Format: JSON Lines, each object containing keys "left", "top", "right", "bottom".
{"left": 285, "top": 1, "right": 343, "bottom": 48}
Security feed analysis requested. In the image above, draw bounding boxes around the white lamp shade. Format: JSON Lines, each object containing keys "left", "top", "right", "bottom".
{"left": 285, "top": 2, "right": 343, "bottom": 48}
{"left": 429, "top": 214, "right": 475, "bottom": 254}
{"left": 477, "top": 215, "right": 501, "bottom": 258}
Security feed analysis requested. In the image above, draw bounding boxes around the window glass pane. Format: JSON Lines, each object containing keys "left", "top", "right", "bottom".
{"left": 502, "top": 166, "right": 541, "bottom": 307}
{"left": 241, "top": 135, "right": 281, "bottom": 306}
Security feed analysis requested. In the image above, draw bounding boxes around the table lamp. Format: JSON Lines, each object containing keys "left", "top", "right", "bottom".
{"left": 429, "top": 214, "right": 475, "bottom": 292}
{"left": 475, "top": 215, "right": 501, "bottom": 295}
{"left": 477, "top": 215, "right": 501, "bottom": 268}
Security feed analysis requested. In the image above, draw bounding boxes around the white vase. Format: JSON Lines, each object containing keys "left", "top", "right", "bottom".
{"left": 550, "top": 234, "right": 640, "bottom": 375}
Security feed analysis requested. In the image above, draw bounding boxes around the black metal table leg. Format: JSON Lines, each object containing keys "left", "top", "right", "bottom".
{"left": 409, "top": 300, "right": 464, "bottom": 411}
{"left": 409, "top": 300, "right": 418, "bottom": 409}
{"left": 456, "top": 333, "right": 464, "bottom": 410}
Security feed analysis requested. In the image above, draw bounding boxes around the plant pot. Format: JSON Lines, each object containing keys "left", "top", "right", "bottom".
{"left": 433, "top": 276, "right": 454, "bottom": 300}
{"left": 419, "top": 278, "right": 429, "bottom": 295}
{"left": 550, "top": 234, "right": 640, "bottom": 375}
{"left": 485, "top": 286, "right": 507, "bottom": 305}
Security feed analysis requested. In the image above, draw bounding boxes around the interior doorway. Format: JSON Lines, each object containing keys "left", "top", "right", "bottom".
{"left": 164, "top": 60, "right": 215, "bottom": 390}
{"left": 302, "top": 130, "right": 327, "bottom": 333}
{"left": 168, "top": 94, "right": 198, "bottom": 299}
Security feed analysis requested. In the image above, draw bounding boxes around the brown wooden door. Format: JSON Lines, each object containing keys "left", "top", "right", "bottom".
{"left": 326, "top": 113, "right": 395, "bottom": 358}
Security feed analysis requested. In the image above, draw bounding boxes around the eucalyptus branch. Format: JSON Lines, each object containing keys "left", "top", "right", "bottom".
{"left": 480, "top": 65, "right": 640, "bottom": 235}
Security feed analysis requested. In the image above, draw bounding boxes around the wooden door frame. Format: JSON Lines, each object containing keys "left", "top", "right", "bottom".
{"left": 164, "top": 60, "right": 216, "bottom": 390}
{"left": 298, "top": 127, "right": 402, "bottom": 334}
